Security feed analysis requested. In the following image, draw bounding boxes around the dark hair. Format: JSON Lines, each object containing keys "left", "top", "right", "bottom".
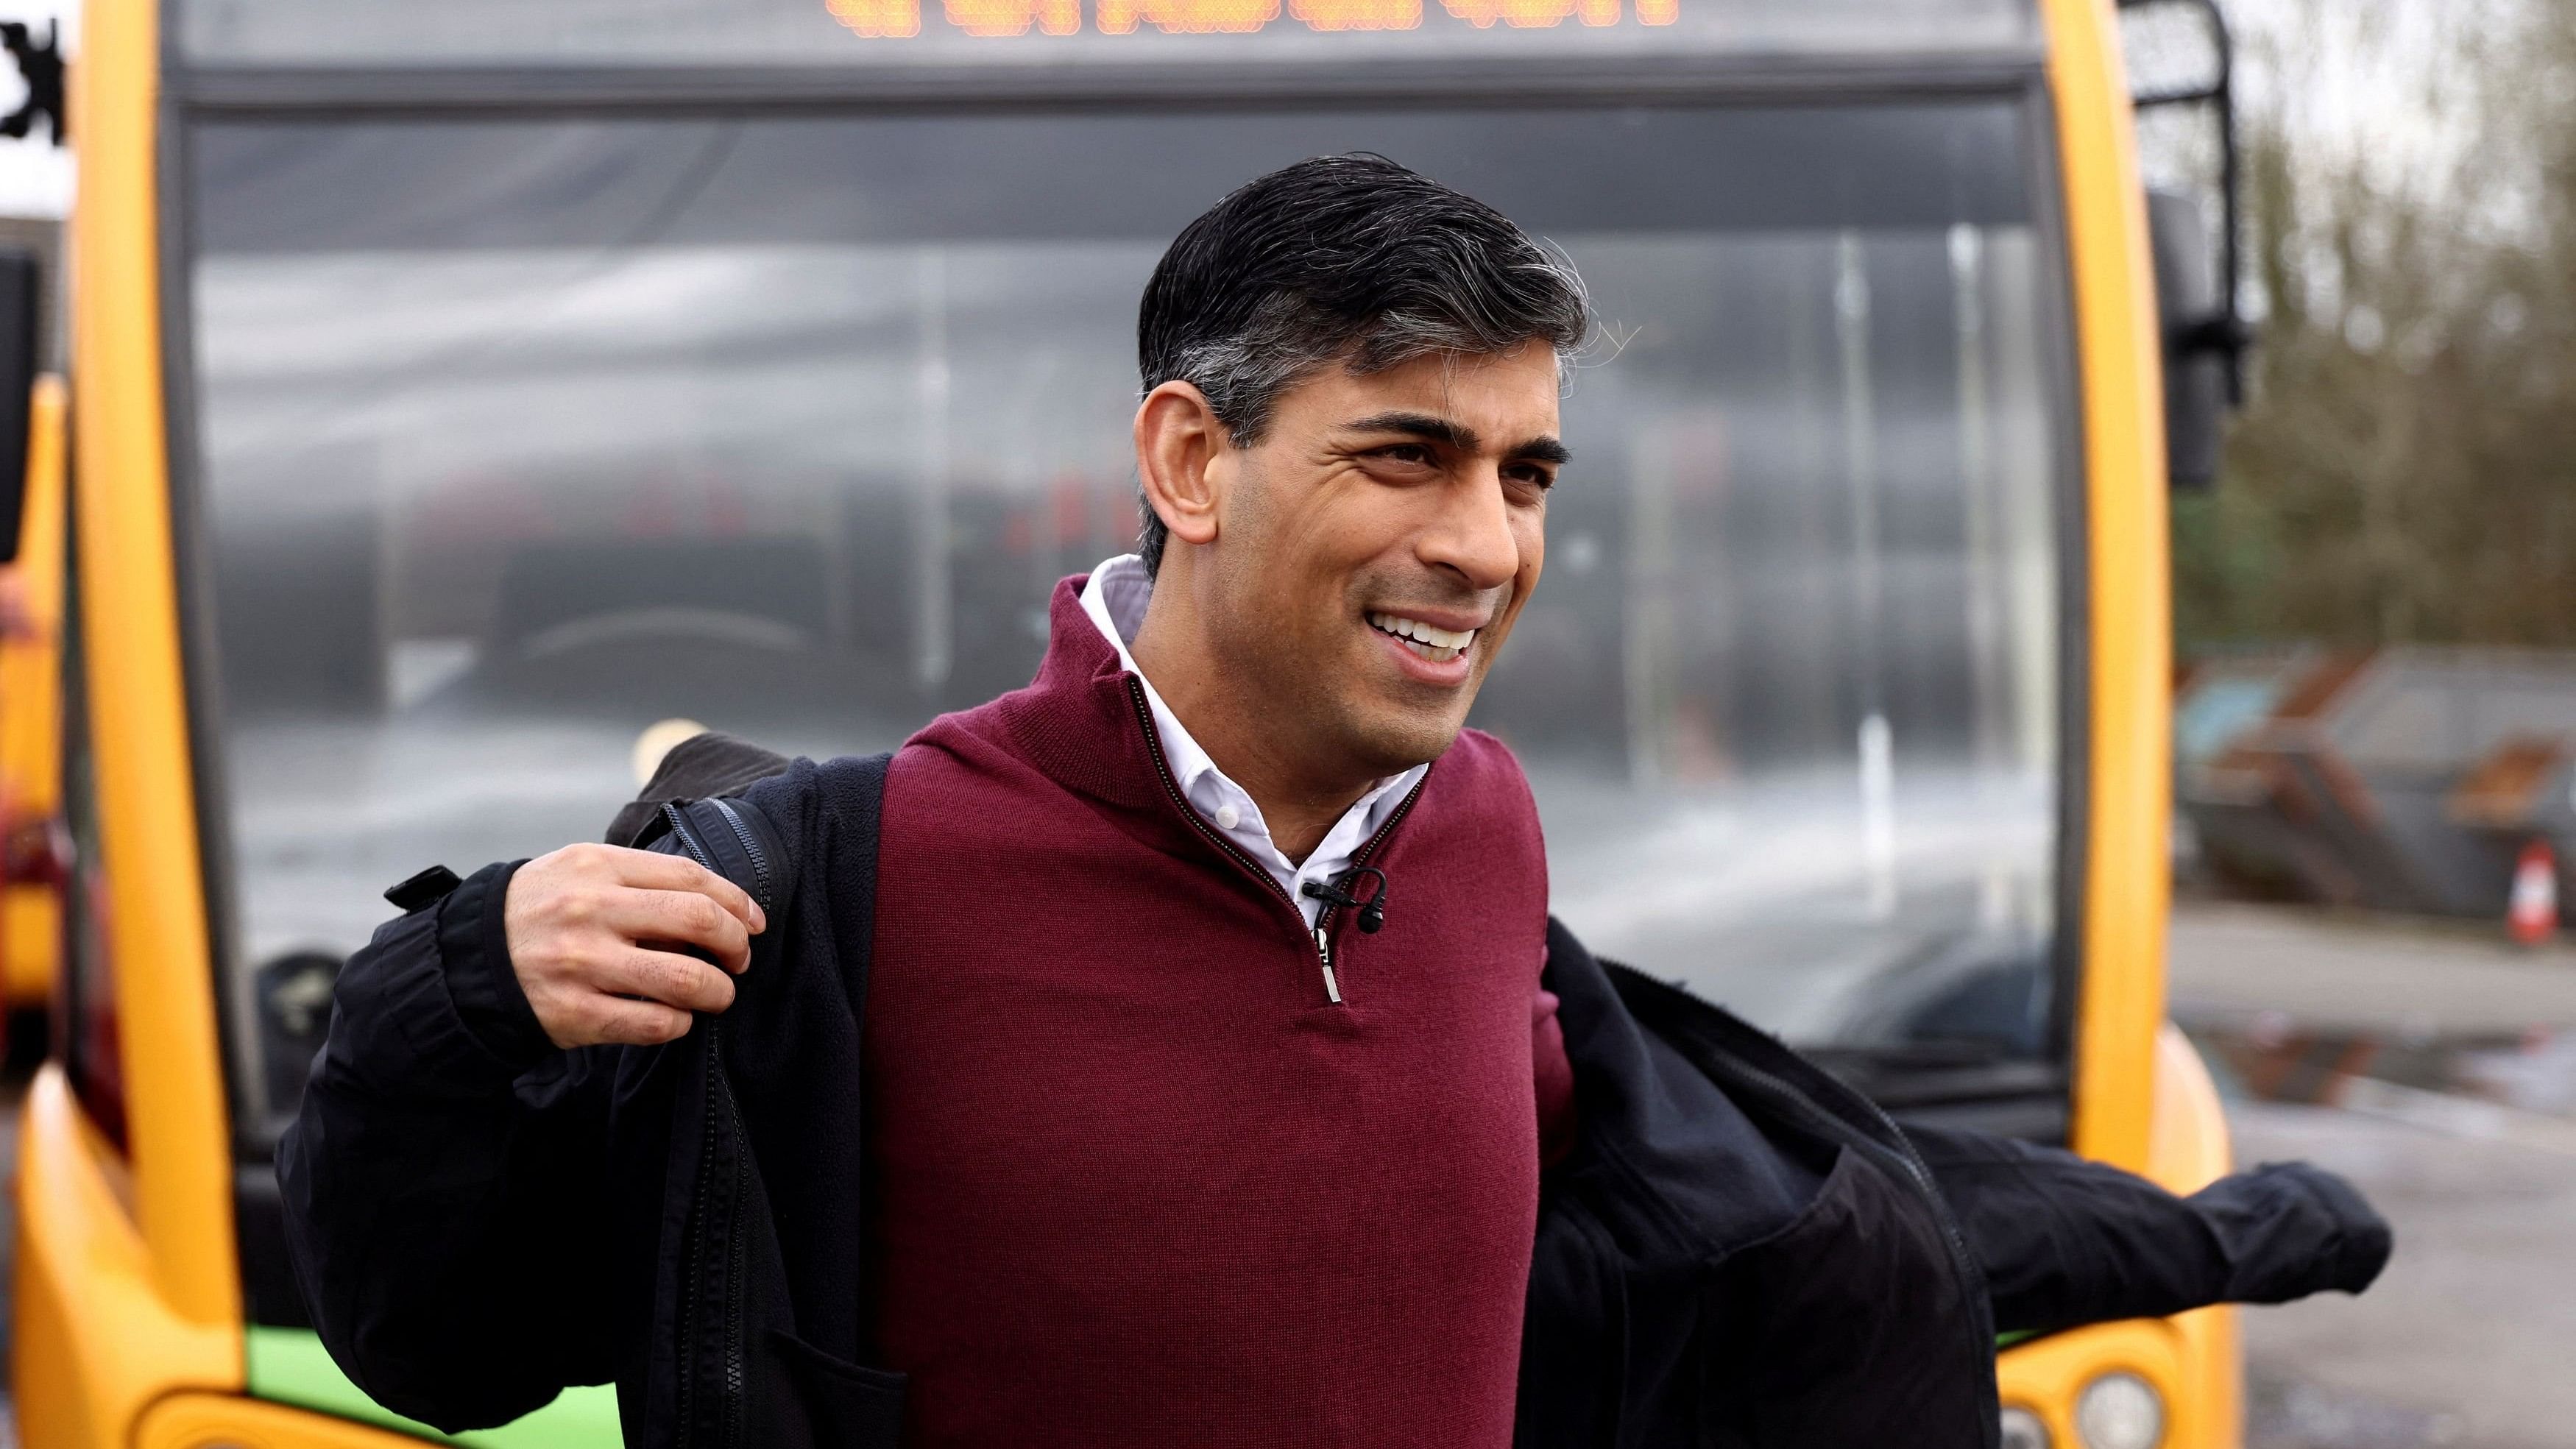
{"left": 1133, "top": 154, "right": 1590, "bottom": 575}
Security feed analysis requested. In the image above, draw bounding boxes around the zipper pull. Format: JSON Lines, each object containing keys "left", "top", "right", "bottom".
{"left": 1313, "top": 927, "right": 1342, "bottom": 1005}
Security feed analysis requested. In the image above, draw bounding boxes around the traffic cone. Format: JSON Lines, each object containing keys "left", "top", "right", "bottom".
{"left": 2508, "top": 838, "right": 2559, "bottom": 946}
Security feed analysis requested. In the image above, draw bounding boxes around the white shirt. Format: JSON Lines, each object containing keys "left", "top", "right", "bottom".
{"left": 1080, "top": 553, "right": 1426, "bottom": 928}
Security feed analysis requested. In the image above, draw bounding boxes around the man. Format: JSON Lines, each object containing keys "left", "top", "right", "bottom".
{"left": 284, "top": 156, "right": 2385, "bottom": 1449}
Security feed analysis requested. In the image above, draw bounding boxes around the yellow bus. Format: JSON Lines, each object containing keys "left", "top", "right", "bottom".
{"left": 10, "top": 0, "right": 2247, "bottom": 1444}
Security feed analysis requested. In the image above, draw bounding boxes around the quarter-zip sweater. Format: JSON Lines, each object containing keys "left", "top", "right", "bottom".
{"left": 867, "top": 576, "right": 1567, "bottom": 1448}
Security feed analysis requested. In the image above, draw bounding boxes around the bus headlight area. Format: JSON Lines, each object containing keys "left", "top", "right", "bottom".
{"left": 2075, "top": 1371, "right": 2168, "bottom": 1449}
{"left": 1999, "top": 1367, "right": 2173, "bottom": 1449}
{"left": 1998, "top": 1312, "right": 2211, "bottom": 1449}
{"left": 2000, "top": 1404, "right": 2054, "bottom": 1449}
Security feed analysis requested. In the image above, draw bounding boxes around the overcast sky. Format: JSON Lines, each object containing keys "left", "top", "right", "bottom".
{"left": 0, "top": 0, "right": 71, "bottom": 218}
{"left": 2229, "top": 0, "right": 2499, "bottom": 196}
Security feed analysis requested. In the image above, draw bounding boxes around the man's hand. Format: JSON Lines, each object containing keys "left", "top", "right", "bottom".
{"left": 503, "top": 843, "right": 768, "bottom": 1049}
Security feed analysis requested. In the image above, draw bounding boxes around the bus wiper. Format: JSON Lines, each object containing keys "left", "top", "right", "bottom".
{"left": 1807, "top": 1040, "right": 2019, "bottom": 1073}
{"left": 1802, "top": 1041, "right": 2064, "bottom": 1110}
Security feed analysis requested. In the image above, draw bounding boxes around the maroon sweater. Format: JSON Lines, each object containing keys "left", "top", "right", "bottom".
{"left": 866, "top": 577, "right": 1575, "bottom": 1448}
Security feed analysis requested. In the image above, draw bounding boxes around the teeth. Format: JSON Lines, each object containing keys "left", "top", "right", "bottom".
{"left": 1367, "top": 611, "right": 1476, "bottom": 664}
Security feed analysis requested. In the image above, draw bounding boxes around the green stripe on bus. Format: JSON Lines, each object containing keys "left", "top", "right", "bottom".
{"left": 245, "top": 1325, "right": 625, "bottom": 1448}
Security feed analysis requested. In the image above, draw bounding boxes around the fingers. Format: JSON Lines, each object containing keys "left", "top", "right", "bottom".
{"left": 601, "top": 845, "right": 765, "bottom": 934}
{"left": 590, "top": 945, "right": 738, "bottom": 1015}
{"left": 581, "top": 997, "right": 696, "bottom": 1048}
{"left": 600, "top": 888, "right": 754, "bottom": 976}
{"left": 524, "top": 949, "right": 729, "bottom": 1049}
{"left": 522, "top": 966, "right": 702, "bottom": 1049}
{"left": 504, "top": 838, "right": 773, "bottom": 1051}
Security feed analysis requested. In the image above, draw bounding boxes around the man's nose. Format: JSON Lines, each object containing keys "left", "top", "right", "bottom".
{"left": 1420, "top": 466, "right": 1524, "bottom": 592}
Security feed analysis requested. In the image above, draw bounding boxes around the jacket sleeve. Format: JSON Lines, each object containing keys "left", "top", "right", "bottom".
{"left": 276, "top": 859, "right": 622, "bottom": 1432}
{"left": 1905, "top": 1123, "right": 2393, "bottom": 1336}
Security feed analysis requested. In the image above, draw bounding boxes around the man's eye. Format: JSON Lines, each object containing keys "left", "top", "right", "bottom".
{"left": 1377, "top": 444, "right": 1434, "bottom": 465}
{"left": 1508, "top": 467, "right": 1557, "bottom": 492}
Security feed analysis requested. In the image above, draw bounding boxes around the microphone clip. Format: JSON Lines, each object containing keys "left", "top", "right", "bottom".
{"left": 1301, "top": 865, "right": 1390, "bottom": 934}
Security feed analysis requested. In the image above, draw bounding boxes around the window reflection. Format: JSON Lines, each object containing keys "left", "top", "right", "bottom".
{"left": 191, "top": 106, "right": 2064, "bottom": 1136}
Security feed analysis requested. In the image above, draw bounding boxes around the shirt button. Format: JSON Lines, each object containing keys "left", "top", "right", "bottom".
{"left": 1215, "top": 803, "right": 1242, "bottom": 830}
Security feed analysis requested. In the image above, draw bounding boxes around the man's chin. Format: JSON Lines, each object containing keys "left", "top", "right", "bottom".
{"left": 1337, "top": 705, "right": 1473, "bottom": 779}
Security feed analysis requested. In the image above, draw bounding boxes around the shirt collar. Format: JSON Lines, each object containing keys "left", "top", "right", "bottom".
{"left": 1077, "top": 554, "right": 1425, "bottom": 878}
{"left": 1078, "top": 554, "right": 1225, "bottom": 801}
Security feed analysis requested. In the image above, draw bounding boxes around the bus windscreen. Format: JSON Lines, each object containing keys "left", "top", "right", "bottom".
{"left": 187, "top": 102, "right": 2068, "bottom": 1144}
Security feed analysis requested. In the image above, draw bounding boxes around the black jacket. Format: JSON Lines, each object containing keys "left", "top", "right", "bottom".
{"left": 280, "top": 738, "right": 2389, "bottom": 1448}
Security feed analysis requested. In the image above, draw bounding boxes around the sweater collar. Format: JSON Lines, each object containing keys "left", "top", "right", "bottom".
{"left": 981, "top": 574, "right": 1176, "bottom": 818}
{"left": 1074, "top": 553, "right": 1425, "bottom": 915}
{"left": 986, "top": 574, "right": 1433, "bottom": 867}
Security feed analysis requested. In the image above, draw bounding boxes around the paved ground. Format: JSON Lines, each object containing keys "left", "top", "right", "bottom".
{"left": 2232, "top": 1103, "right": 2576, "bottom": 1449}
{"left": 2170, "top": 904, "right": 2576, "bottom": 1448}
{"left": 2170, "top": 902, "right": 2576, "bottom": 1036}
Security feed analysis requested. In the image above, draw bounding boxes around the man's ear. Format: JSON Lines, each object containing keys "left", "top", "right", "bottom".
{"left": 1134, "top": 380, "right": 1226, "bottom": 553}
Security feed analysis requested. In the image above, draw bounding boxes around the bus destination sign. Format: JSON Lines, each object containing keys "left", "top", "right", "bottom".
{"left": 828, "top": 0, "right": 1680, "bottom": 40}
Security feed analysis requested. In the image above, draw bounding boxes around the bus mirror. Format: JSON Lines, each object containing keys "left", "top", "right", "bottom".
{"left": 2145, "top": 189, "right": 2232, "bottom": 491}
{"left": 0, "top": 247, "right": 38, "bottom": 562}
{"left": 2125, "top": 0, "right": 2250, "bottom": 486}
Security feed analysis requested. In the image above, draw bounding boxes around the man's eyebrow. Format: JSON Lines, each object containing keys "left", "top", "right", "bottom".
{"left": 1344, "top": 411, "right": 1481, "bottom": 451}
{"left": 1343, "top": 411, "right": 1572, "bottom": 466}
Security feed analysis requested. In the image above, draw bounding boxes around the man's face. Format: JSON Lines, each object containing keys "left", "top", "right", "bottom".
{"left": 1193, "top": 344, "right": 1563, "bottom": 779}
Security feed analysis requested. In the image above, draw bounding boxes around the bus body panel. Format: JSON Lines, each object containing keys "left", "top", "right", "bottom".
{"left": 140, "top": 1392, "right": 475, "bottom": 1449}
{"left": 10, "top": 1069, "right": 238, "bottom": 1449}
{"left": 2039, "top": 0, "right": 2178, "bottom": 1175}
{"left": 2149, "top": 1023, "right": 2248, "bottom": 1442}
{"left": 66, "top": 0, "right": 245, "bottom": 1334}
{"left": 1, "top": 375, "right": 66, "bottom": 1006}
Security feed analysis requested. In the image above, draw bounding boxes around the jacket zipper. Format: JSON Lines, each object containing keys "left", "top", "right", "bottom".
{"left": 659, "top": 804, "right": 751, "bottom": 1449}
{"left": 663, "top": 803, "right": 716, "bottom": 879}
{"left": 676, "top": 1040, "right": 719, "bottom": 1447}
{"left": 715, "top": 1060, "right": 751, "bottom": 1449}
{"left": 1632, "top": 983, "right": 2000, "bottom": 1448}
{"left": 1121, "top": 676, "right": 1423, "bottom": 1007}
{"left": 707, "top": 797, "right": 774, "bottom": 911}
{"left": 693, "top": 798, "right": 768, "bottom": 1445}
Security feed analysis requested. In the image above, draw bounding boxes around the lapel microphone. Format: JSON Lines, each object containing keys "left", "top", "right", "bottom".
{"left": 1301, "top": 865, "right": 1390, "bottom": 933}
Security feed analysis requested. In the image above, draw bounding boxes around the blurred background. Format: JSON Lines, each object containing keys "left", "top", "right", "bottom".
{"left": 0, "top": 0, "right": 2566, "bottom": 1445}
{"left": 2145, "top": 2, "right": 2576, "bottom": 1445}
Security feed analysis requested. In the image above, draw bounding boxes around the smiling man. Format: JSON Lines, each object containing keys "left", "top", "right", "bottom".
{"left": 854, "top": 157, "right": 1586, "bottom": 1445}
